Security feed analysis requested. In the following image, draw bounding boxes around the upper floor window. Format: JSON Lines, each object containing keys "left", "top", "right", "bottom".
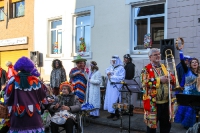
{"left": 75, "top": 14, "right": 91, "bottom": 53}
{"left": 0, "top": 7, "right": 4, "bottom": 21}
{"left": 50, "top": 19, "right": 62, "bottom": 54}
{"left": 132, "top": 4, "right": 165, "bottom": 52}
{"left": 10, "top": 0, "right": 25, "bottom": 18}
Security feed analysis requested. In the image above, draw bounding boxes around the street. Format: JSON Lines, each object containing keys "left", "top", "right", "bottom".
{"left": 83, "top": 123, "right": 145, "bottom": 133}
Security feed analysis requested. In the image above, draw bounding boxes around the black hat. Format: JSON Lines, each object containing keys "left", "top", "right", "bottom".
{"left": 123, "top": 54, "right": 131, "bottom": 59}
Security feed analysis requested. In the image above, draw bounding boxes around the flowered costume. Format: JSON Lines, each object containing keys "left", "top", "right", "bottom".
{"left": 69, "top": 67, "right": 87, "bottom": 103}
{"left": 141, "top": 63, "right": 175, "bottom": 128}
{"left": 175, "top": 51, "right": 200, "bottom": 128}
{"left": 4, "top": 57, "right": 46, "bottom": 133}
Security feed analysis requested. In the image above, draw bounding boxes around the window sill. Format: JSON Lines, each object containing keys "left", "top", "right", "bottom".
{"left": 9, "top": 15, "right": 25, "bottom": 19}
{"left": 72, "top": 51, "right": 92, "bottom": 59}
{"left": 131, "top": 48, "right": 150, "bottom": 59}
{"left": 46, "top": 54, "right": 64, "bottom": 58}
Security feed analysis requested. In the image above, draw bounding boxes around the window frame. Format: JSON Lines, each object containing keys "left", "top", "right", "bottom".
{"left": 73, "top": 13, "right": 91, "bottom": 56}
{"left": 130, "top": 1, "right": 167, "bottom": 56}
{"left": 10, "top": 0, "right": 25, "bottom": 18}
{"left": 47, "top": 17, "right": 63, "bottom": 58}
{"left": 72, "top": 6, "right": 94, "bottom": 58}
{"left": 0, "top": 7, "right": 4, "bottom": 21}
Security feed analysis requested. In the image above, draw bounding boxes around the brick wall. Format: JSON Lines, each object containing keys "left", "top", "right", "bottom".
{"left": 0, "top": 0, "right": 34, "bottom": 55}
{"left": 168, "top": 0, "right": 200, "bottom": 59}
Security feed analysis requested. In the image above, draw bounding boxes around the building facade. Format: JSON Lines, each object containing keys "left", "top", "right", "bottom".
{"left": 0, "top": 0, "right": 34, "bottom": 70}
{"left": 34, "top": 0, "right": 200, "bottom": 107}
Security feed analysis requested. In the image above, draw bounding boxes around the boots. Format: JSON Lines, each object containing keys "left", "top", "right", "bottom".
{"left": 107, "top": 113, "right": 115, "bottom": 119}
{"left": 112, "top": 109, "right": 119, "bottom": 121}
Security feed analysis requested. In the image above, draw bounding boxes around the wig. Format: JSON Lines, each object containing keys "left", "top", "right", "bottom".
{"left": 31, "top": 68, "right": 40, "bottom": 77}
{"left": 52, "top": 59, "right": 63, "bottom": 69}
{"left": 14, "top": 56, "right": 35, "bottom": 73}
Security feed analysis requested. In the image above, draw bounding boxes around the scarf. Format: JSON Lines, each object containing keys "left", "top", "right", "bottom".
{"left": 18, "top": 71, "right": 31, "bottom": 89}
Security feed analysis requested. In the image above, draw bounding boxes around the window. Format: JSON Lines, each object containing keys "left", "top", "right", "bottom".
{"left": 50, "top": 19, "right": 62, "bottom": 54}
{"left": 75, "top": 14, "right": 91, "bottom": 54}
{"left": 10, "top": 0, "right": 25, "bottom": 18}
{"left": 132, "top": 4, "right": 165, "bottom": 51}
{"left": 0, "top": 7, "right": 4, "bottom": 21}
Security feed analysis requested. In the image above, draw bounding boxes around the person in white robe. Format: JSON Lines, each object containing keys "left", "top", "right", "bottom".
{"left": 86, "top": 61, "right": 102, "bottom": 118}
{"left": 104, "top": 55, "right": 125, "bottom": 121}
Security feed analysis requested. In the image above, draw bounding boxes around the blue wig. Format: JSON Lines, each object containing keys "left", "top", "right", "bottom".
{"left": 14, "top": 56, "right": 35, "bottom": 73}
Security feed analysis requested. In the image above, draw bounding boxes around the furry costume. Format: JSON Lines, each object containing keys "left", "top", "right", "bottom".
{"left": 4, "top": 56, "right": 46, "bottom": 133}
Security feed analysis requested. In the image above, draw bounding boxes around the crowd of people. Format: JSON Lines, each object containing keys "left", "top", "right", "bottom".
{"left": 0, "top": 48, "right": 200, "bottom": 133}
{"left": 0, "top": 53, "right": 135, "bottom": 133}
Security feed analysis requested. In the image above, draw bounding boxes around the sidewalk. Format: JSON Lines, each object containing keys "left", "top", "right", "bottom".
{"left": 86, "top": 110, "right": 187, "bottom": 133}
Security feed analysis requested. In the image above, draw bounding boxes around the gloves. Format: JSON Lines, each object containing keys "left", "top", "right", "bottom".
{"left": 179, "top": 50, "right": 184, "bottom": 60}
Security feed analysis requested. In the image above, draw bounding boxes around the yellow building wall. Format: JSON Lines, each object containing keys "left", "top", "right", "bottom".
{"left": 0, "top": 0, "right": 34, "bottom": 57}
{"left": 0, "top": 49, "right": 28, "bottom": 70}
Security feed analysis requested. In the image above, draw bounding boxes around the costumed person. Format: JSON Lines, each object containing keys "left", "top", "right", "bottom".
{"left": 0, "top": 66, "right": 7, "bottom": 90}
{"left": 50, "top": 82, "right": 81, "bottom": 133}
{"left": 50, "top": 59, "right": 67, "bottom": 96}
{"left": 122, "top": 54, "right": 135, "bottom": 116}
{"left": 69, "top": 55, "right": 87, "bottom": 103}
{"left": 141, "top": 48, "right": 175, "bottom": 133}
{"left": 86, "top": 61, "right": 102, "bottom": 118}
{"left": 104, "top": 55, "right": 125, "bottom": 121}
{"left": 123, "top": 54, "right": 135, "bottom": 80}
{"left": 5, "top": 61, "right": 17, "bottom": 80}
{"left": 176, "top": 55, "right": 191, "bottom": 88}
{"left": 175, "top": 50, "right": 200, "bottom": 129}
{"left": 4, "top": 56, "right": 46, "bottom": 133}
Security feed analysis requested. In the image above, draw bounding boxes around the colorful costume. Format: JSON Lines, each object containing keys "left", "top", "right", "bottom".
{"left": 69, "top": 55, "right": 87, "bottom": 103}
{"left": 69, "top": 67, "right": 87, "bottom": 103}
{"left": 4, "top": 57, "right": 46, "bottom": 133}
{"left": 6, "top": 61, "right": 17, "bottom": 80}
{"left": 175, "top": 51, "right": 200, "bottom": 128}
{"left": 141, "top": 63, "right": 175, "bottom": 131}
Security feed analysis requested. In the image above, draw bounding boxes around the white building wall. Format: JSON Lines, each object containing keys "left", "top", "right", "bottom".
{"left": 75, "top": 0, "right": 130, "bottom": 74}
{"left": 34, "top": 0, "right": 130, "bottom": 80}
{"left": 34, "top": 0, "right": 76, "bottom": 80}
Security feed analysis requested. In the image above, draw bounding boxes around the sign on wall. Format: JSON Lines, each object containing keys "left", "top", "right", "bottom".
{"left": 0, "top": 36, "right": 28, "bottom": 46}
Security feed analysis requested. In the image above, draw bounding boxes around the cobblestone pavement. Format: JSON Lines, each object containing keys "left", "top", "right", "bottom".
{"left": 83, "top": 123, "right": 145, "bottom": 133}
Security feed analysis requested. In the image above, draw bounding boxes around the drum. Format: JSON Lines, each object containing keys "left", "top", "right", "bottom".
{"left": 112, "top": 103, "right": 130, "bottom": 111}
{"left": 112, "top": 103, "right": 118, "bottom": 109}
{"left": 118, "top": 103, "right": 124, "bottom": 109}
{"left": 123, "top": 103, "right": 129, "bottom": 111}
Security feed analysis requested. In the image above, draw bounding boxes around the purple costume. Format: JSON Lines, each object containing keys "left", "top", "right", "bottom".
{"left": 4, "top": 57, "right": 46, "bottom": 133}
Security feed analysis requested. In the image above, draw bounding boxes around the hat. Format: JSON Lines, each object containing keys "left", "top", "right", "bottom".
{"left": 184, "top": 55, "right": 191, "bottom": 60}
{"left": 123, "top": 54, "right": 131, "bottom": 59}
{"left": 60, "top": 81, "right": 73, "bottom": 92}
{"left": 72, "top": 55, "right": 87, "bottom": 63}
